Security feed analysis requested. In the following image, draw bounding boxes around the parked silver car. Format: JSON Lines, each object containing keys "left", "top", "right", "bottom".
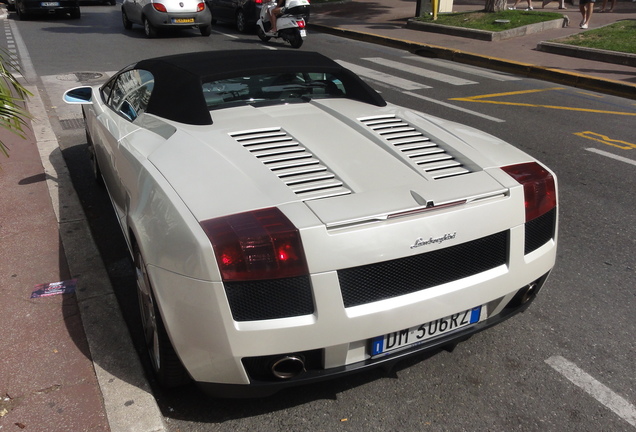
{"left": 122, "top": 0, "right": 212, "bottom": 38}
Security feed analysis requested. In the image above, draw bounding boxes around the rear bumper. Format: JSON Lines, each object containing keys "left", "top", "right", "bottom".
{"left": 196, "top": 272, "right": 550, "bottom": 398}
{"left": 145, "top": 8, "right": 211, "bottom": 28}
{"left": 19, "top": 0, "right": 78, "bottom": 13}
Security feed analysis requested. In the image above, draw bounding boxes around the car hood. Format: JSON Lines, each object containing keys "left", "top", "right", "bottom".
{"left": 146, "top": 99, "right": 528, "bottom": 226}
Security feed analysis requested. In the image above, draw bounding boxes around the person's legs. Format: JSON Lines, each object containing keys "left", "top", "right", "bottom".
{"left": 581, "top": 1, "right": 593, "bottom": 27}
{"left": 579, "top": 1, "right": 587, "bottom": 25}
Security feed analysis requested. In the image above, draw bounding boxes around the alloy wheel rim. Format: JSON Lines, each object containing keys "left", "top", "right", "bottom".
{"left": 136, "top": 255, "right": 161, "bottom": 371}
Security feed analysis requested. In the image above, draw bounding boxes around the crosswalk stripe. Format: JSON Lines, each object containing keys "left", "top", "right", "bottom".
{"left": 363, "top": 57, "right": 478, "bottom": 86}
{"left": 404, "top": 55, "right": 522, "bottom": 82}
{"left": 336, "top": 60, "right": 432, "bottom": 91}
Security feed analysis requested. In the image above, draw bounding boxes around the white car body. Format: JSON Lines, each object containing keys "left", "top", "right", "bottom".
{"left": 64, "top": 50, "right": 558, "bottom": 398}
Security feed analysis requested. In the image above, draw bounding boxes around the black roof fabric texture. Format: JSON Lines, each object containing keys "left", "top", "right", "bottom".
{"left": 129, "top": 50, "right": 386, "bottom": 125}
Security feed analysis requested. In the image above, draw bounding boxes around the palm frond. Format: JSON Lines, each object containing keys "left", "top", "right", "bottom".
{"left": 0, "top": 47, "right": 33, "bottom": 157}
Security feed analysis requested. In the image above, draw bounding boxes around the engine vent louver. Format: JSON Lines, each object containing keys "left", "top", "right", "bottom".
{"left": 230, "top": 127, "right": 351, "bottom": 201}
{"left": 359, "top": 115, "right": 471, "bottom": 179}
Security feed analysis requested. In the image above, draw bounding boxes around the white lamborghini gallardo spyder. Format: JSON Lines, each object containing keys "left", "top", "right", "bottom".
{"left": 64, "top": 50, "right": 558, "bottom": 397}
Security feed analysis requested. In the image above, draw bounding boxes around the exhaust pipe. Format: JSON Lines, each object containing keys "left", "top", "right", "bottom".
{"left": 271, "top": 355, "right": 306, "bottom": 379}
{"left": 519, "top": 281, "right": 539, "bottom": 304}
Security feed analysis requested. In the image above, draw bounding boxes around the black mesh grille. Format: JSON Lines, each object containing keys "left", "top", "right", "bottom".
{"left": 224, "top": 276, "right": 314, "bottom": 321}
{"left": 525, "top": 208, "right": 556, "bottom": 255}
{"left": 338, "top": 231, "right": 509, "bottom": 308}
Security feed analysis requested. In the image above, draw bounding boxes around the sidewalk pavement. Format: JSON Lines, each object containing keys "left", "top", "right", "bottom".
{"left": 1, "top": 2, "right": 634, "bottom": 431}
{"left": 309, "top": 0, "right": 636, "bottom": 98}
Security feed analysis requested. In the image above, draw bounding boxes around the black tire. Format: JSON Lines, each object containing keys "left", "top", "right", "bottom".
{"left": 70, "top": 7, "right": 80, "bottom": 19}
{"left": 16, "top": 2, "right": 28, "bottom": 20}
{"left": 84, "top": 122, "right": 104, "bottom": 187}
{"left": 200, "top": 24, "right": 211, "bottom": 36}
{"left": 235, "top": 9, "right": 247, "bottom": 33}
{"left": 122, "top": 9, "right": 133, "bottom": 29}
{"left": 134, "top": 244, "right": 190, "bottom": 388}
{"left": 289, "top": 29, "right": 303, "bottom": 48}
{"left": 256, "top": 25, "right": 270, "bottom": 42}
{"left": 144, "top": 17, "right": 158, "bottom": 38}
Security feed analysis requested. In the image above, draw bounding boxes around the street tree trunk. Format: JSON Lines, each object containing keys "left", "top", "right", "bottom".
{"left": 485, "top": 0, "right": 508, "bottom": 12}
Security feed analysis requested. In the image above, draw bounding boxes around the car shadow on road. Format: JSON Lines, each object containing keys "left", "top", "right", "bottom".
{"left": 153, "top": 348, "right": 447, "bottom": 423}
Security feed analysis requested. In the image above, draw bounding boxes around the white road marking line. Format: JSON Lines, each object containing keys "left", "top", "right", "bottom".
{"left": 211, "top": 29, "right": 239, "bottom": 39}
{"left": 404, "top": 91, "right": 505, "bottom": 123}
{"left": 336, "top": 60, "right": 432, "bottom": 90}
{"left": 545, "top": 356, "right": 636, "bottom": 428}
{"left": 363, "top": 57, "right": 478, "bottom": 86}
{"left": 403, "top": 55, "right": 522, "bottom": 82}
{"left": 586, "top": 148, "right": 636, "bottom": 167}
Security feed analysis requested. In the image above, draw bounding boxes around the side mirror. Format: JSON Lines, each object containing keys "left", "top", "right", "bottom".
{"left": 63, "top": 86, "right": 93, "bottom": 104}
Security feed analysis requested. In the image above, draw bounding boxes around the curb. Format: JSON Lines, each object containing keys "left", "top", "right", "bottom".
{"left": 537, "top": 41, "right": 636, "bottom": 67}
{"left": 307, "top": 22, "right": 636, "bottom": 100}
{"left": 24, "top": 67, "right": 167, "bottom": 432}
{"left": 405, "top": 16, "right": 566, "bottom": 41}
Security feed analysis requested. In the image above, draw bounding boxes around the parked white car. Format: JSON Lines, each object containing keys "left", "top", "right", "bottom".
{"left": 64, "top": 50, "right": 558, "bottom": 398}
{"left": 121, "top": 0, "right": 212, "bottom": 37}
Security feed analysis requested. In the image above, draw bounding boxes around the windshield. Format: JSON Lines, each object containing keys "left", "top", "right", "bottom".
{"left": 202, "top": 72, "right": 346, "bottom": 110}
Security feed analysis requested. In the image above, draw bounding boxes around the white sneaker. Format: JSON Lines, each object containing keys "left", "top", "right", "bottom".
{"left": 580, "top": 23, "right": 588, "bottom": 28}
{"left": 525, "top": 6, "right": 533, "bottom": 9}
{"left": 265, "top": 31, "right": 277, "bottom": 37}
{"left": 508, "top": 6, "right": 516, "bottom": 9}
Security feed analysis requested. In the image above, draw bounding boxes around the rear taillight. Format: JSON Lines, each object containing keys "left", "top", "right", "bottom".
{"left": 152, "top": 2, "right": 167, "bottom": 12}
{"left": 255, "top": 0, "right": 262, "bottom": 4}
{"left": 197, "top": 2, "right": 205, "bottom": 11}
{"left": 502, "top": 162, "right": 556, "bottom": 222}
{"left": 201, "top": 208, "right": 309, "bottom": 281}
{"left": 297, "top": 19, "right": 306, "bottom": 28}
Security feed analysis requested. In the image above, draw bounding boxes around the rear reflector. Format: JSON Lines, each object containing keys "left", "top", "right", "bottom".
{"left": 502, "top": 162, "right": 556, "bottom": 222}
{"left": 201, "top": 208, "right": 309, "bottom": 281}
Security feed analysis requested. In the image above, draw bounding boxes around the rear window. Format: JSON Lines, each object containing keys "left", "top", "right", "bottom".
{"left": 202, "top": 72, "right": 346, "bottom": 109}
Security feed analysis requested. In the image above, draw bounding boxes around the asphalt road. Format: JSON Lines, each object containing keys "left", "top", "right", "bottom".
{"left": 3, "top": 5, "right": 635, "bottom": 431}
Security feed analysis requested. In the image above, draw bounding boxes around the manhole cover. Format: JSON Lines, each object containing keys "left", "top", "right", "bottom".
{"left": 75, "top": 72, "right": 103, "bottom": 81}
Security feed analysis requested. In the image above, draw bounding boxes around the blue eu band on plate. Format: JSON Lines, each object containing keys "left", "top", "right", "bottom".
{"left": 371, "top": 306, "right": 483, "bottom": 356}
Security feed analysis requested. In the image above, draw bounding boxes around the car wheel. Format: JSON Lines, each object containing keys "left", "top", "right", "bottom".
{"left": 235, "top": 9, "right": 247, "bottom": 33}
{"left": 16, "top": 2, "right": 28, "bottom": 20}
{"left": 134, "top": 244, "right": 190, "bottom": 388}
{"left": 200, "top": 24, "right": 211, "bottom": 36}
{"left": 122, "top": 9, "right": 133, "bottom": 29}
{"left": 70, "top": 7, "right": 80, "bottom": 18}
{"left": 256, "top": 25, "right": 270, "bottom": 42}
{"left": 84, "top": 126, "right": 104, "bottom": 187}
{"left": 144, "top": 17, "right": 158, "bottom": 38}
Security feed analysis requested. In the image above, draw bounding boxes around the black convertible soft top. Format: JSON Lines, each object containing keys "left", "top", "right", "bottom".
{"left": 130, "top": 50, "right": 386, "bottom": 125}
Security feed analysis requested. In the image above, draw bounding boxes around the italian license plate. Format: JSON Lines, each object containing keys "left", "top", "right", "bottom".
{"left": 41, "top": 1, "right": 59, "bottom": 5}
{"left": 300, "top": 29, "right": 307, "bottom": 37}
{"left": 370, "top": 306, "right": 484, "bottom": 356}
{"left": 173, "top": 18, "right": 195, "bottom": 23}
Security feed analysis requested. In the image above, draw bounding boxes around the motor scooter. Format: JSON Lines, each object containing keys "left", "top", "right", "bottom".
{"left": 256, "top": 0, "right": 310, "bottom": 49}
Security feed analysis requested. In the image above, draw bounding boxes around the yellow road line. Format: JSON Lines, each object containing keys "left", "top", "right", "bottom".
{"left": 451, "top": 88, "right": 636, "bottom": 116}
{"left": 574, "top": 131, "right": 636, "bottom": 150}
